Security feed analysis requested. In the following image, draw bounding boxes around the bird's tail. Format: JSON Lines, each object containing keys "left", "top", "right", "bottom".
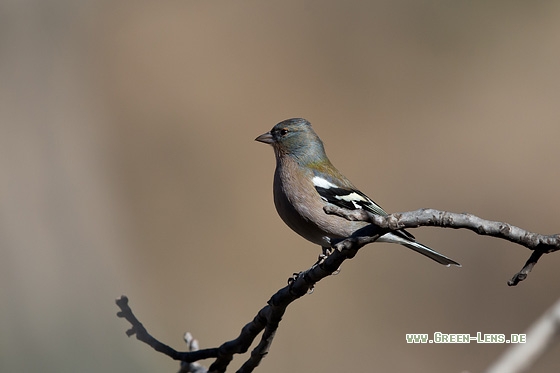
{"left": 379, "top": 232, "right": 461, "bottom": 267}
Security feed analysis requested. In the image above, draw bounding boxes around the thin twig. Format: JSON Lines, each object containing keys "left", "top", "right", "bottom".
{"left": 115, "top": 296, "right": 219, "bottom": 362}
{"left": 484, "top": 297, "right": 560, "bottom": 373}
{"left": 179, "top": 333, "right": 207, "bottom": 373}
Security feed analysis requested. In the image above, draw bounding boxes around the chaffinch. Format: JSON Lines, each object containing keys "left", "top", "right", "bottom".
{"left": 256, "top": 118, "right": 460, "bottom": 266}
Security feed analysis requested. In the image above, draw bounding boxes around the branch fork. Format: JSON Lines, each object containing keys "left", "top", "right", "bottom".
{"left": 117, "top": 205, "right": 559, "bottom": 372}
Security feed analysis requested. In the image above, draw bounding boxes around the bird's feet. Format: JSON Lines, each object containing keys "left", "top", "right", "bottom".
{"left": 287, "top": 272, "right": 299, "bottom": 285}
{"left": 313, "top": 246, "right": 332, "bottom": 265}
{"left": 315, "top": 246, "right": 341, "bottom": 275}
{"left": 288, "top": 272, "right": 314, "bottom": 294}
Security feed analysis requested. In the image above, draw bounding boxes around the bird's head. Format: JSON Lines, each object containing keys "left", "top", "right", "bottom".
{"left": 255, "top": 118, "right": 327, "bottom": 163}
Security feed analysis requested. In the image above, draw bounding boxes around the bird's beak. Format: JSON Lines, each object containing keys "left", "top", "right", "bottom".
{"left": 255, "top": 131, "right": 274, "bottom": 144}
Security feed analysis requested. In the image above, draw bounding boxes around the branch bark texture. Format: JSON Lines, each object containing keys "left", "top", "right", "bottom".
{"left": 324, "top": 205, "right": 559, "bottom": 285}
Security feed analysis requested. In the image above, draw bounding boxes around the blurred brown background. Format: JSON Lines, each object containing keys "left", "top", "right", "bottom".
{"left": 1, "top": 1, "right": 560, "bottom": 372}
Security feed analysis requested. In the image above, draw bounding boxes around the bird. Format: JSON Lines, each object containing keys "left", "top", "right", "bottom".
{"left": 255, "top": 118, "right": 460, "bottom": 267}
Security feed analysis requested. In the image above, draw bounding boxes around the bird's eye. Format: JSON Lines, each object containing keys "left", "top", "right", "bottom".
{"left": 280, "top": 128, "right": 289, "bottom": 136}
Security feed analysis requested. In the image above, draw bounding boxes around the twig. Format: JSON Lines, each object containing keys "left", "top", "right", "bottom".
{"left": 179, "top": 333, "right": 207, "bottom": 373}
{"left": 324, "top": 205, "right": 560, "bottom": 285}
{"left": 115, "top": 296, "right": 219, "bottom": 363}
{"left": 484, "top": 297, "right": 560, "bottom": 373}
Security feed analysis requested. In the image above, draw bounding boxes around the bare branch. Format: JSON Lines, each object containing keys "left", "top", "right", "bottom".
{"left": 484, "top": 297, "right": 560, "bottom": 373}
{"left": 117, "top": 206, "right": 560, "bottom": 371}
{"left": 179, "top": 333, "right": 207, "bottom": 373}
{"left": 324, "top": 205, "right": 560, "bottom": 285}
{"left": 115, "top": 296, "right": 219, "bottom": 363}
{"left": 115, "top": 235, "right": 377, "bottom": 373}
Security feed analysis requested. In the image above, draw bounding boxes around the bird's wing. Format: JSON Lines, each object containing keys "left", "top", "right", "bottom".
{"left": 312, "top": 175, "right": 388, "bottom": 216}
{"left": 312, "top": 175, "right": 416, "bottom": 240}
